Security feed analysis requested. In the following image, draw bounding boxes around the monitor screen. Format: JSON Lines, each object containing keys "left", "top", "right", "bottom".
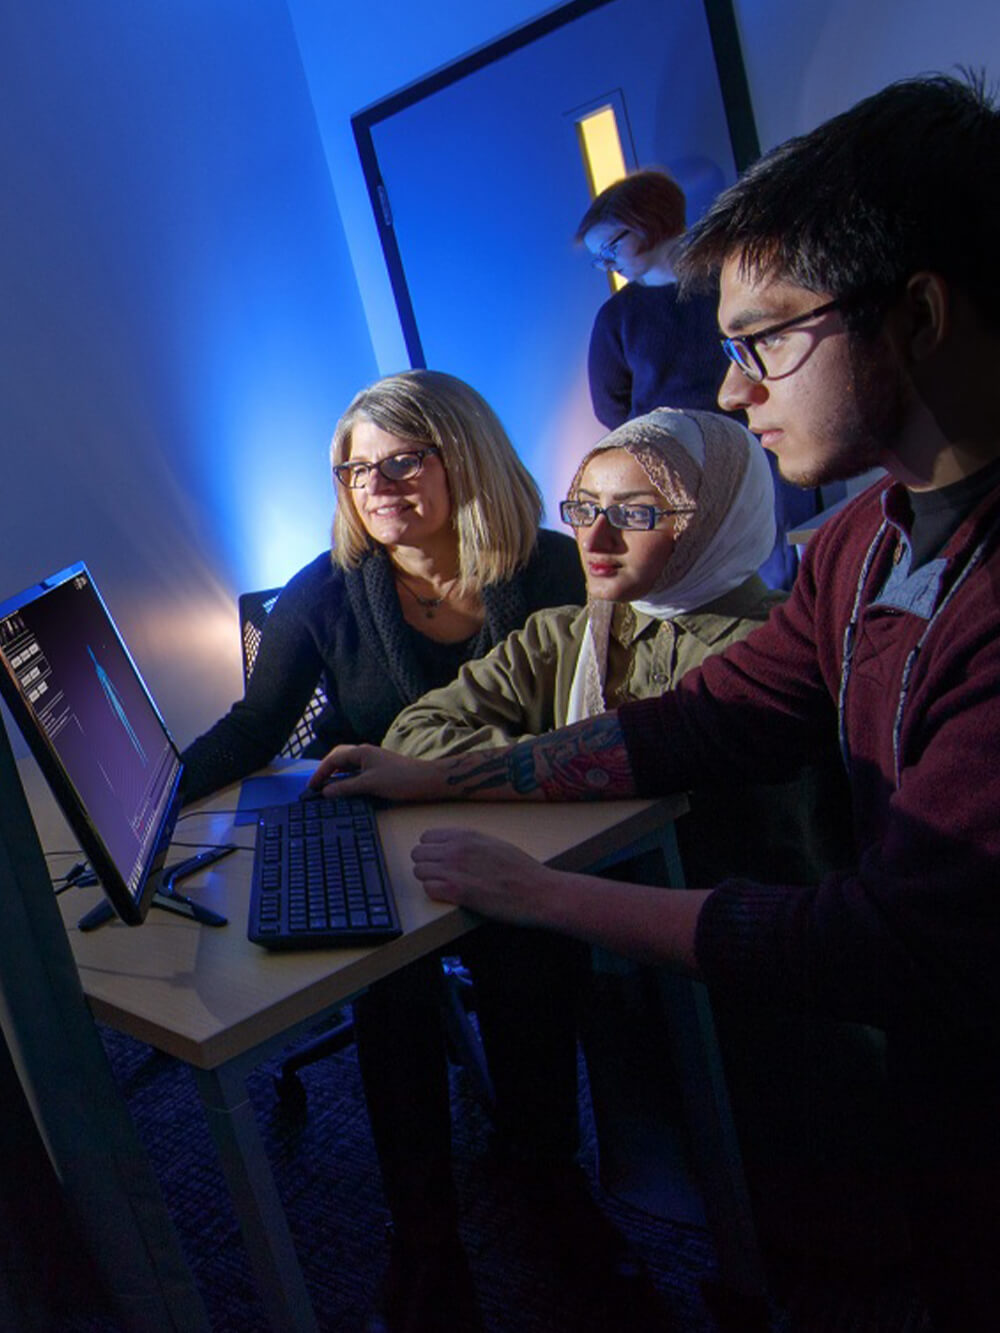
{"left": 0, "top": 562, "right": 182, "bottom": 925}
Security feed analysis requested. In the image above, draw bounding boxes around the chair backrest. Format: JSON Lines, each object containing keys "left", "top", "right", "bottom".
{"left": 237, "top": 589, "right": 328, "bottom": 759}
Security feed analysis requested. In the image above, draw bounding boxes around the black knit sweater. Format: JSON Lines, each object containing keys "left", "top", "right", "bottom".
{"left": 180, "top": 530, "right": 585, "bottom": 802}
{"left": 587, "top": 281, "right": 727, "bottom": 429}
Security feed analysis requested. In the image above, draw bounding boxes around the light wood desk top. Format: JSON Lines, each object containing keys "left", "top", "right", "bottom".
{"left": 786, "top": 495, "right": 850, "bottom": 545}
{"left": 24, "top": 759, "right": 686, "bottom": 1070}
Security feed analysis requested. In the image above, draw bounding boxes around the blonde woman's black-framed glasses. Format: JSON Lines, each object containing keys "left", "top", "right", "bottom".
{"left": 334, "top": 447, "right": 440, "bottom": 489}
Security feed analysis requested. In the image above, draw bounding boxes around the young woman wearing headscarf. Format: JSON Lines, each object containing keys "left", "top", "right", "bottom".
{"left": 382, "top": 407, "right": 834, "bottom": 886}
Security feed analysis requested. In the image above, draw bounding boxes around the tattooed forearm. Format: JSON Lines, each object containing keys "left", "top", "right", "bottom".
{"left": 441, "top": 713, "right": 635, "bottom": 801}
{"left": 442, "top": 743, "right": 539, "bottom": 795}
{"left": 537, "top": 714, "right": 634, "bottom": 799}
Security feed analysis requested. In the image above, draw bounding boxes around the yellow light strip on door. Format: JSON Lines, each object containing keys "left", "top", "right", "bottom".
{"left": 577, "top": 106, "right": 627, "bottom": 290}
{"left": 577, "top": 105, "right": 626, "bottom": 195}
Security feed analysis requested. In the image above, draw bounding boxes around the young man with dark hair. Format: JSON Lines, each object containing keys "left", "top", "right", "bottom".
{"left": 314, "top": 73, "right": 1000, "bottom": 1330}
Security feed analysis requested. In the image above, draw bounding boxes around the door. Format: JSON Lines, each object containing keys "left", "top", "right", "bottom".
{"left": 354, "top": 0, "right": 752, "bottom": 511}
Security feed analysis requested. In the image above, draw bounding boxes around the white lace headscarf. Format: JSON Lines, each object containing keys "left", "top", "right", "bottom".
{"left": 565, "top": 407, "right": 775, "bottom": 721}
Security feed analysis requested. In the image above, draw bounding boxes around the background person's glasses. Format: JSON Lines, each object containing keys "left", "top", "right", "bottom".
{"left": 590, "top": 228, "right": 631, "bottom": 270}
{"left": 334, "top": 447, "right": 440, "bottom": 489}
{"left": 720, "top": 298, "right": 844, "bottom": 382}
{"left": 560, "top": 499, "right": 694, "bottom": 531}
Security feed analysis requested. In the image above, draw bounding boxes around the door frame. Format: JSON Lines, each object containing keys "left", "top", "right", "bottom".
{"left": 351, "top": 0, "right": 759, "bottom": 368}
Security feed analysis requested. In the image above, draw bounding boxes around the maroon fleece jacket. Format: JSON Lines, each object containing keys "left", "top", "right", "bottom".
{"left": 619, "top": 475, "right": 1000, "bottom": 1049}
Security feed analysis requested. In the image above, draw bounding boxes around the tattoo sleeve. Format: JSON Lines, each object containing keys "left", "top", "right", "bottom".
{"left": 442, "top": 713, "right": 636, "bottom": 800}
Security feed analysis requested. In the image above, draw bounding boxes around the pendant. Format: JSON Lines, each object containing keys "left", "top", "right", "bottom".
{"left": 395, "top": 569, "right": 449, "bottom": 620}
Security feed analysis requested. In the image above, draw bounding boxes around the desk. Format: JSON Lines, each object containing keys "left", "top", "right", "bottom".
{"left": 22, "top": 760, "right": 764, "bottom": 1331}
{"left": 786, "top": 494, "right": 849, "bottom": 545}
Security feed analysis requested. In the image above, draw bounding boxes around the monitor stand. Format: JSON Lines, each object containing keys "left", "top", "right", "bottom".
{"left": 77, "top": 845, "right": 235, "bottom": 931}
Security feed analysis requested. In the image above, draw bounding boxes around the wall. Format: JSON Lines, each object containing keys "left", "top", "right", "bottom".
{"left": 285, "top": 0, "right": 559, "bottom": 376}
{"left": 731, "top": 0, "right": 1000, "bottom": 504}
{"left": 0, "top": 1, "right": 377, "bottom": 746}
{"left": 732, "top": 0, "right": 1000, "bottom": 153}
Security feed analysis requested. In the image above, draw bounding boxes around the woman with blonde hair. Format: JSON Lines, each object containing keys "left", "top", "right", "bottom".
{"left": 179, "top": 368, "right": 585, "bottom": 1333}
{"left": 181, "top": 369, "right": 583, "bottom": 797}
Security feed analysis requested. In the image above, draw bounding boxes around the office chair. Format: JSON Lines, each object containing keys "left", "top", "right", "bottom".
{"left": 238, "top": 589, "right": 329, "bottom": 758}
{"left": 238, "top": 588, "right": 494, "bottom": 1114}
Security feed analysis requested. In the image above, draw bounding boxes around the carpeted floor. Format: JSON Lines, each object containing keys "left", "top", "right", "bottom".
{"left": 59, "top": 1020, "right": 931, "bottom": 1333}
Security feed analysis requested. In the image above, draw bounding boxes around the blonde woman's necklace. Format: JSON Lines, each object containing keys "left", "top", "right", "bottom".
{"left": 394, "top": 570, "right": 460, "bottom": 619}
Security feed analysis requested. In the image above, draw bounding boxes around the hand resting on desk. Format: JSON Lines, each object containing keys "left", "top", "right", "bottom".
{"left": 411, "top": 827, "right": 557, "bottom": 925}
{"left": 412, "top": 826, "right": 706, "bottom": 973}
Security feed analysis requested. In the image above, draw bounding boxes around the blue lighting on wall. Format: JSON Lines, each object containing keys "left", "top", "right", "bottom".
{"left": 2, "top": 0, "right": 376, "bottom": 605}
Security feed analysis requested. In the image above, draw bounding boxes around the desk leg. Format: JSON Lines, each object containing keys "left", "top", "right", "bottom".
{"left": 658, "top": 972, "right": 766, "bottom": 1302}
{"left": 194, "top": 1064, "right": 319, "bottom": 1333}
{"left": 638, "top": 826, "right": 767, "bottom": 1305}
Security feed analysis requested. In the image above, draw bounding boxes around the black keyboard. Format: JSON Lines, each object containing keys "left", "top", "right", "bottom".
{"left": 248, "top": 796, "right": 401, "bottom": 950}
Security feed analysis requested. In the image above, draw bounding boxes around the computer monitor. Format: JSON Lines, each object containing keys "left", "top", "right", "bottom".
{"left": 0, "top": 562, "right": 183, "bottom": 926}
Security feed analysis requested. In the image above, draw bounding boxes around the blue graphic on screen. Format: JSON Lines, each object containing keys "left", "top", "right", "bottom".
{"left": 87, "top": 644, "right": 148, "bottom": 766}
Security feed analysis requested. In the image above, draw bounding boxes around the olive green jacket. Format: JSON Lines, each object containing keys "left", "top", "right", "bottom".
{"left": 385, "top": 575, "right": 780, "bottom": 757}
{"left": 385, "top": 575, "right": 851, "bottom": 887}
